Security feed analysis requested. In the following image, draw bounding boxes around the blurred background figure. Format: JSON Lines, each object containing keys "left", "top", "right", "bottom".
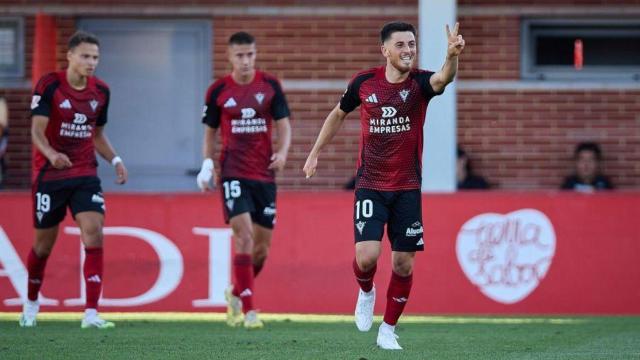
{"left": 0, "top": 97, "right": 8, "bottom": 189}
{"left": 457, "top": 146, "right": 489, "bottom": 190}
{"left": 561, "top": 141, "right": 613, "bottom": 192}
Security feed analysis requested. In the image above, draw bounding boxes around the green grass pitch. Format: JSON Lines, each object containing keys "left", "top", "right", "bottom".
{"left": 1, "top": 313, "right": 639, "bottom": 359}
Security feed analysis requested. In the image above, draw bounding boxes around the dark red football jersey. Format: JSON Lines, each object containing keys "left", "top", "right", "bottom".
{"left": 202, "top": 70, "right": 290, "bottom": 182}
{"left": 31, "top": 71, "right": 110, "bottom": 182}
{"left": 340, "top": 66, "right": 442, "bottom": 191}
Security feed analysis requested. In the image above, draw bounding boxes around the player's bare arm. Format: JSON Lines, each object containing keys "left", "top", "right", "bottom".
{"left": 430, "top": 22, "right": 465, "bottom": 94}
{"left": 197, "top": 126, "right": 218, "bottom": 191}
{"left": 303, "top": 104, "right": 348, "bottom": 178}
{"left": 31, "top": 115, "right": 72, "bottom": 169}
{"left": 94, "top": 126, "right": 127, "bottom": 184}
{"left": 269, "top": 117, "right": 291, "bottom": 171}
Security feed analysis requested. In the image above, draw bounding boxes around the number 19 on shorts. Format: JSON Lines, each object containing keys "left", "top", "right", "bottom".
{"left": 355, "top": 199, "right": 373, "bottom": 219}
{"left": 35, "top": 192, "right": 51, "bottom": 212}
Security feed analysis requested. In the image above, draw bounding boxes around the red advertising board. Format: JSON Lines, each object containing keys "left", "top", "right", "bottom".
{"left": 1, "top": 191, "right": 638, "bottom": 314}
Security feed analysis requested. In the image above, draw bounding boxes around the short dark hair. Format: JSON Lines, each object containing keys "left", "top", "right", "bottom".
{"left": 229, "top": 31, "right": 255, "bottom": 46}
{"left": 574, "top": 141, "right": 603, "bottom": 160}
{"left": 380, "top": 21, "right": 416, "bottom": 43}
{"left": 68, "top": 30, "right": 100, "bottom": 50}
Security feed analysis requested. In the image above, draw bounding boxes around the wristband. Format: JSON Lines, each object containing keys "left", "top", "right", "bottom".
{"left": 111, "top": 156, "right": 123, "bottom": 166}
{"left": 202, "top": 158, "right": 214, "bottom": 171}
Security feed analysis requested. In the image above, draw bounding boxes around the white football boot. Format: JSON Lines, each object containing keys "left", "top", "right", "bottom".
{"left": 376, "top": 322, "right": 402, "bottom": 350}
{"left": 19, "top": 300, "right": 39, "bottom": 327}
{"left": 354, "top": 285, "right": 376, "bottom": 331}
{"left": 81, "top": 309, "right": 115, "bottom": 329}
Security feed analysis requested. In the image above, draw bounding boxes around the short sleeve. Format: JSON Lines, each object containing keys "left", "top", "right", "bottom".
{"left": 266, "top": 78, "right": 291, "bottom": 121}
{"left": 202, "top": 82, "right": 225, "bottom": 128}
{"left": 96, "top": 85, "right": 110, "bottom": 126}
{"left": 339, "top": 76, "right": 362, "bottom": 114}
{"left": 415, "top": 70, "right": 444, "bottom": 100}
{"left": 31, "top": 74, "right": 58, "bottom": 118}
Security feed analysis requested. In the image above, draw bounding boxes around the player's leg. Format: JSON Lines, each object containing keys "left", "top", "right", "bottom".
{"left": 71, "top": 177, "right": 113, "bottom": 329}
{"left": 20, "top": 226, "right": 59, "bottom": 327}
{"left": 220, "top": 178, "right": 257, "bottom": 327}
{"left": 229, "top": 212, "right": 263, "bottom": 328}
{"left": 75, "top": 211, "right": 113, "bottom": 329}
{"left": 250, "top": 180, "right": 276, "bottom": 278}
{"left": 252, "top": 224, "right": 271, "bottom": 278}
{"left": 353, "top": 189, "right": 388, "bottom": 332}
{"left": 377, "top": 190, "right": 423, "bottom": 350}
{"left": 20, "top": 179, "right": 68, "bottom": 327}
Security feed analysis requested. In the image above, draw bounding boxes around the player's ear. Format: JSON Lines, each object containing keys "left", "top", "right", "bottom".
{"left": 380, "top": 43, "right": 389, "bottom": 58}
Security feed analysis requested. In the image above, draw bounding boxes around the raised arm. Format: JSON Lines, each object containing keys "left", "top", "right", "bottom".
{"left": 303, "top": 104, "right": 349, "bottom": 178}
{"left": 430, "top": 22, "right": 465, "bottom": 94}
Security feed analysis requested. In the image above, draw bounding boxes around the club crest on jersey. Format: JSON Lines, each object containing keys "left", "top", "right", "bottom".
{"left": 89, "top": 99, "right": 99, "bottom": 112}
{"left": 255, "top": 92, "right": 265, "bottom": 105}
{"left": 356, "top": 221, "right": 366, "bottom": 235}
{"left": 224, "top": 97, "right": 237, "bottom": 108}
{"left": 399, "top": 89, "right": 410, "bottom": 102}
{"left": 59, "top": 99, "right": 72, "bottom": 109}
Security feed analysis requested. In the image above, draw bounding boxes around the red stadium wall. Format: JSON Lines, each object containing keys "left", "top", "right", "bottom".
{"left": 1, "top": 1, "right": 639, "bottom": 190}
{"left": 1, "top": 192, "right": 639, "bottom": 314}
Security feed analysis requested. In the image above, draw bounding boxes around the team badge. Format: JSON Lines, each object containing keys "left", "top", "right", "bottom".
{"left": 356, "top": 221, "right": 366, "bottom": 235}
{"left": 89, "top": 99, "right": 99, "bottom": 112}
{"left": 226, "top": 199, "right": 234, "bottom": 211}
{"left": 399, "top": 89, "right": 410, "bottom": 102}
{"left": 255, "top": 92, "right": 265, "bottom": 105}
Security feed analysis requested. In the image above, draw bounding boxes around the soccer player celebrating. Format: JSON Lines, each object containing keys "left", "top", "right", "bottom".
{"left": 303, "top": 21, "right": 464, "bottom": 349}
{"left": 20, "top": 31, "right": 128, "bottom": 328}
{"left": 197, "top": 31, "right": 292, "bottom": 329}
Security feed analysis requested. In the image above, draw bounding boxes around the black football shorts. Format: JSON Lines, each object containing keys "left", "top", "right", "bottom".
{"left": 220, "top": 177, "right": 277, "bottom": 229}
{"left": 32, "top": 176, "right": 105, "bottom": 229}
{"left": 353, "top": 188, "right": 424, "bottom": 252}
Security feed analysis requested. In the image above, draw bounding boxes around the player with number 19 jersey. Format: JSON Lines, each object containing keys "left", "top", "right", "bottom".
{"left": 31, "top": 71, "right": 109, "bottom": 183}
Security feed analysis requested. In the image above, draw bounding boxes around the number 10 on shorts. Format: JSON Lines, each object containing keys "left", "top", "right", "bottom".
{"left": 355, "top": 199, "right": 373, "bottom": 219}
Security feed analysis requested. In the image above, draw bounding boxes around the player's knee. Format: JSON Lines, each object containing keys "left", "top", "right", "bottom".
{"left": 233, "top": 230, "right": 254, "bottom": 253}
{"left": 33, "top": 243, "right": 54, "bottom": 257}
{"left": 81, "top": 222, "right": 103, "bottom": 246}
{"left": 355, "top": 255, "right": 378, "bottom": 272}
{"left": 392, "top": 260, "right": 413, "bottom": 277}
{"left": 355, "top": 248, "right": 379, "bottom": 271}
{"left": 254, "top": 245, "right": 269, "bottom": 261}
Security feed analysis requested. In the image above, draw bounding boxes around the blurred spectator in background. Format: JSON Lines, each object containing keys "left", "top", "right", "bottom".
{"left": 457, "top": 146, "right": 489, "bottom": 190}
{"left": 561, "top": 141, "right": 613, "bottom": 192}
{"left": 0, "top": 97, "right": 8, "bottom": 189}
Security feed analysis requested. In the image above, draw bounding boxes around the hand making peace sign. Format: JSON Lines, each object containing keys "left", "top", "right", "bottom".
{"left": 446, "top": 22, "right": 465, "bottom": 58}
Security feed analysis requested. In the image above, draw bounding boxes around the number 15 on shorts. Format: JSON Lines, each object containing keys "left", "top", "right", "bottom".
{"left": 223, "top": 180, "right": 241, "bottom": 199}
